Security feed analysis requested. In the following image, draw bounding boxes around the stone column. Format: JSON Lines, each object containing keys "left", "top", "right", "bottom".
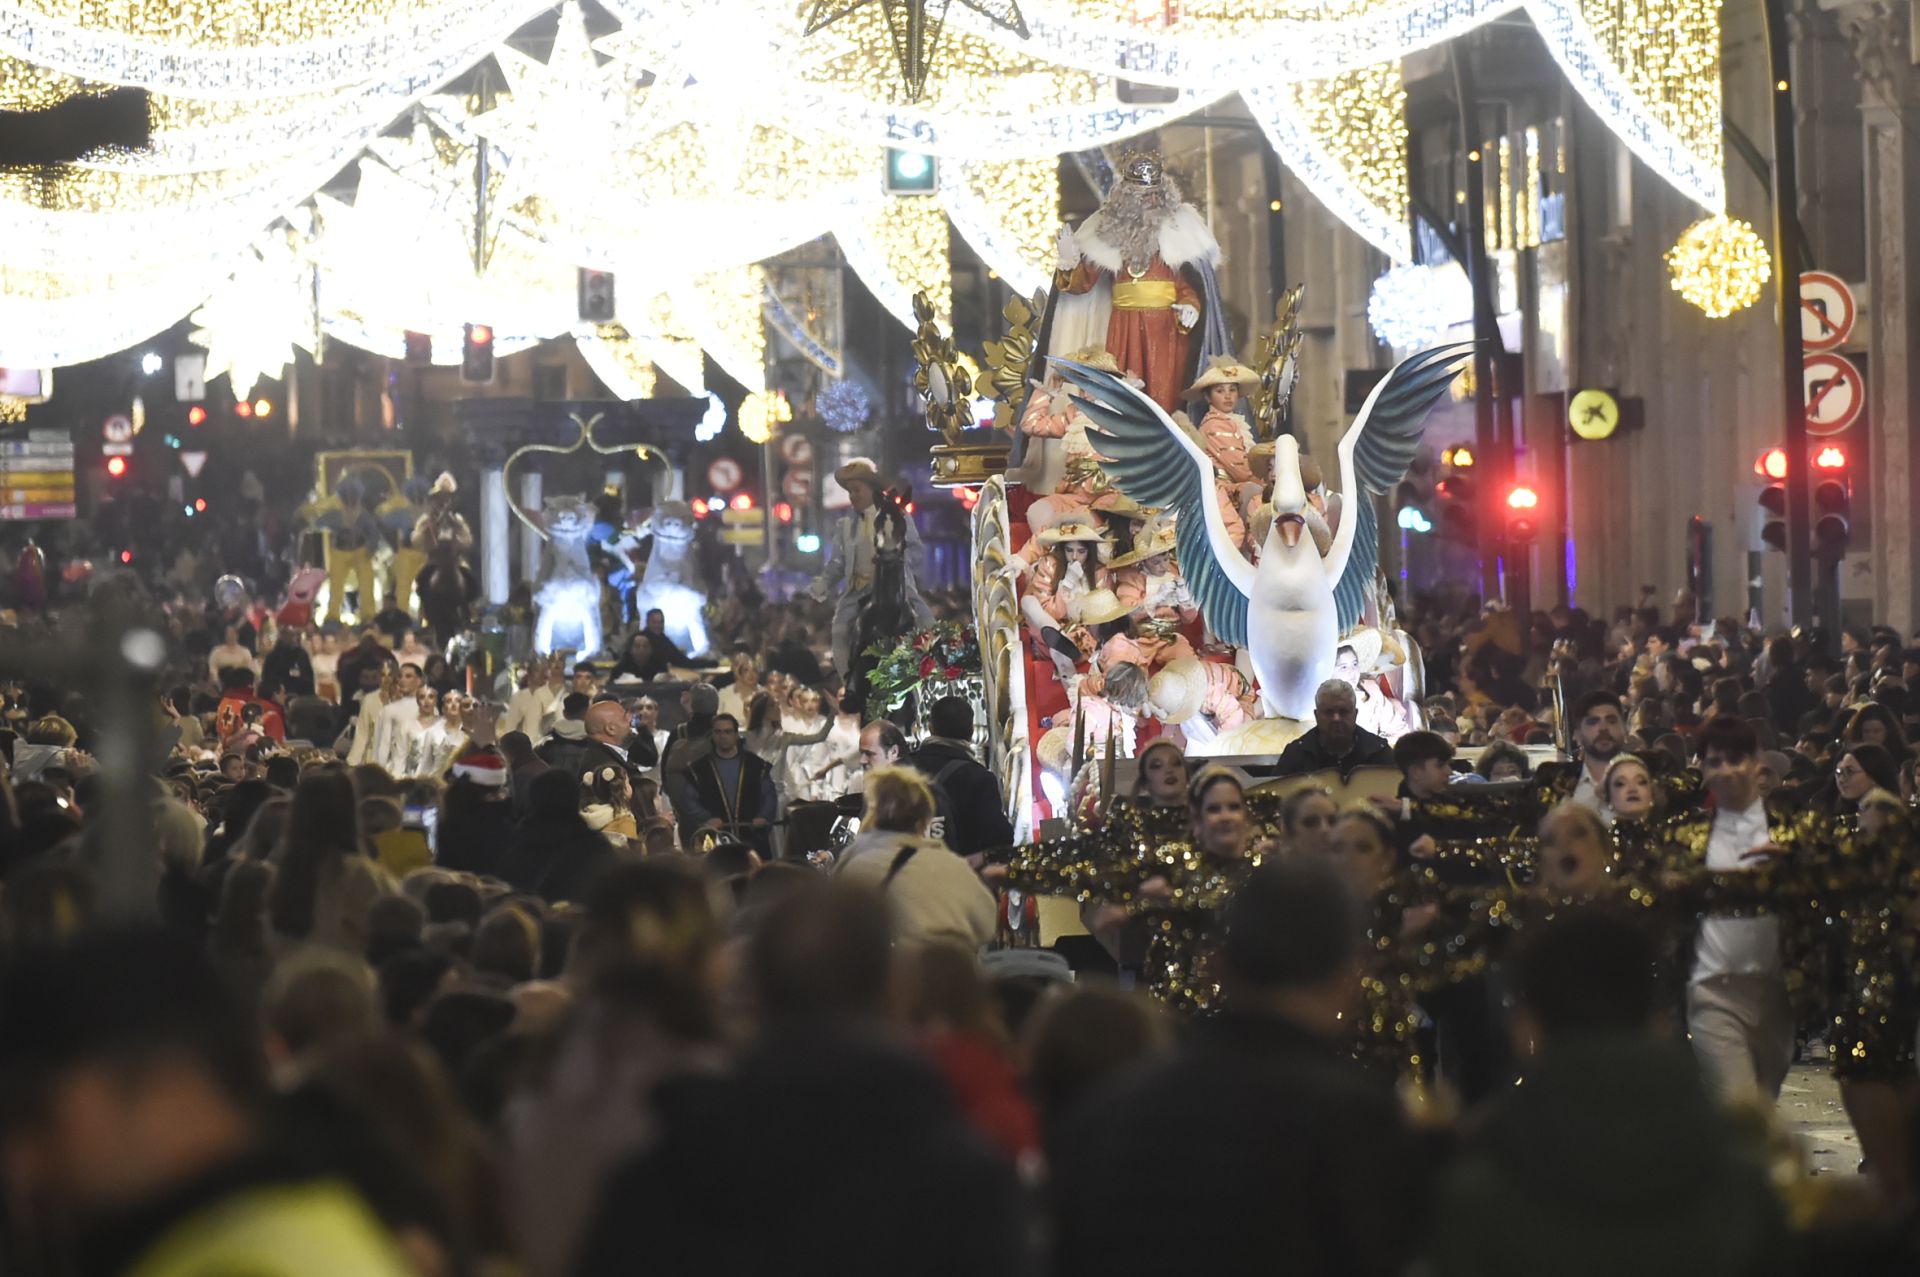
{"left": 481, "top": 462, "right": 509, "bottom": 606}
{"left": 1838, "top": 0, "right": 1920, "bottom": 631}
{"left": 518, "top": 469, "right": 543, "bottom": 585}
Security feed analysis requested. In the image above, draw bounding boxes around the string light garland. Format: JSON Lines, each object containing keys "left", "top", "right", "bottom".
{"left": 1665, "top": 214, "right": 1770, "bottom": 318}
{"left": 836, "top": 191, "right": 952, "bottom": 327}
{"left": 803, "top": 0, "right": 1030, "bottom": 102}
{"left": 1246, "top": 58, "right": 1408, "bottom": 261}
{"left": 0, "top": 0, "right": 1730, "bottom": 371}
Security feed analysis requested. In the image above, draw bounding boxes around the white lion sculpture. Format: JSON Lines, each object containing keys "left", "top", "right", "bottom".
{"left": 531, "top": 494, "right": 603, "bottom": 657}
{"left": 623, "top": 500, "right": 710, "bottom": 658}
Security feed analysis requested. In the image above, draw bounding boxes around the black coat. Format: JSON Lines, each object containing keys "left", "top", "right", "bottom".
{"left": 1272, "top": 725, "right": 1394, "bottom": 778}
{"left": 571, "top": 1024, "right": 1030, "bottom": 1277}
{"left": 434, "top": 793, "right": 516, "bottom": 878}
{"left": 1050, "top": 1012, "right": 1426, "bottom": 1277}
{"left": 908, "top": 738, "right": 1014, "bottom": 859}
{"left": 499, "top": 814, "right": 615, "bottom": 904}
{"left": 258, "top": 644, "right": 315, "bottom": 702}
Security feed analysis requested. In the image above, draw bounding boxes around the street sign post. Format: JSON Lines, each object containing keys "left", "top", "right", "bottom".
{"left": 1802, "top": 352, "right": 1864, "bottom": 436}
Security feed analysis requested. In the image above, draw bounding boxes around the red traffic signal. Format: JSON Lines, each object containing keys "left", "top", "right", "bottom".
{"left": 730, "top": 492, "right": 753, "bottom": 511}
{"left": 186, "top": 405, "right": 207, "bottom": 426}
{"left": 1754, "top": 447, "right": 1789, "bottom": 480}
{"left": 1814, "top": 444, "right": 1847, "bottom": 470}
{"left": 773, "top": 501, "right": 794, "bottom": 524}
{"left": 1504, "top": 484, "right": 1539, "bottom": 544}
{"left": 105, "top": 455, "right": 128, "bottom": 478}
{"left": 462, "top": 323, "right": 495, "bottom": 383}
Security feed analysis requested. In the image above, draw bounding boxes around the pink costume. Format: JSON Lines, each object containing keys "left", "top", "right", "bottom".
{"left": 1026, "top": 554, "right": 1105, "bottom": 624}
{"left": 1020, "top": 393, "right": 1139, "bottom": 530}
{"left": 1109, "top": 562, "right": 1198, "bottom": 624}
{"left": 1097, "top": 628, "right": 1195, "bottom": 676}
{"left": 1194, "top": 660, "right": 1259, "bottom": 733}
{"left": 1197, "top": 409, "right": 1257, "bottom": 487}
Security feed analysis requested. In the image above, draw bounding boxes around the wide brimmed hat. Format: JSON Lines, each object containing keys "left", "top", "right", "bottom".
{"left": 1091, "top": 491, "right": 1149, "bottom": 519}
{"left": 1183, "top": 357, "right": 1260, "bottom": 399}
{"left": 1058, "top": 345, "right": 1121, "bottom": 374}
{"left": 1148, "top": 657, "right": 1207, "bottom": 722}
{"left": 430, "top": 471, "right": 458, "bottom": 497}
{"left": 1073, "top": 588, "right": 1134, "bottom": 627}
{"left": 1339, "top": 624, "right": 1385, "bottom": 674}
{"left": 1036, "top": 519, "right": 1110, "bottom": 547}
{"left": 1108, "top": 522, "right": 1177, "bottom": 569}
{"left": 834, "top": 457, "right": 884, "bottom": 489}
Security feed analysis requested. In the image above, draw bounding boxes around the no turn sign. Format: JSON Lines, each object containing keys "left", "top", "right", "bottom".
{"left": 1803, "top": 352, "right": 1864, "bottom": 436}
{"left": 1799, "top": 272, "right": 1855, "bottom": 352}
{"left": 706, "top": 456, "right": 743, "bottom": 492}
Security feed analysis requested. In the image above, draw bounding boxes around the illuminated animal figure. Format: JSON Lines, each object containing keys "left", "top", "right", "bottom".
{"left": 1056, "top": 343, "right": 1469, "bottom": 720}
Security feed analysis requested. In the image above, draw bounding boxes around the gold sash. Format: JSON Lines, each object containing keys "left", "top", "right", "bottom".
{"left": 1111, "top": 279, "right": 1178, "bottom": 310}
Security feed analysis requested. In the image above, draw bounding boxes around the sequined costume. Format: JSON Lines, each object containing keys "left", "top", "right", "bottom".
{"left": 989, "top": 799, "right": 1271, "bottom": 1014}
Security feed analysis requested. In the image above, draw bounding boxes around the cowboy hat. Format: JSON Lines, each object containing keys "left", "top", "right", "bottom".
{"left": 1035, "top": 519, "right": 1110, "bottom": 547}
{"left": 1183, "top": 357, "right": 1260, "bottom": 399}
{"left": 834, "top": 457, "right": 884, "bottom": 490}
{"left": 1057, "top": 345, "right": 1122, "bottom": 374}
{"left": 1108, "top": 522, "right": 1178, "bottom": 569}
{"left": 430, "top": 471, "right": 458, "bottom": 496}
{"left": 1339, "top": 625, "right": 1385, "bottom": 675}
{"left": 1091, "top": 491, "right": 1150, "bottom": 519}
{"left": 1072, "top": 587, "right": 1134, "bottom": 627}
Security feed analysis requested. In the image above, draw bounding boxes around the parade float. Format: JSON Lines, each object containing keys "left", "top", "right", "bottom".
{"left": 927, "top": 153, "right": 1469, "bottom": 839}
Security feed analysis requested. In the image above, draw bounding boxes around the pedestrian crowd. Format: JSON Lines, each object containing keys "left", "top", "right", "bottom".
{"left": 3, "top": 582, "right": 1920, "bottom": 1275}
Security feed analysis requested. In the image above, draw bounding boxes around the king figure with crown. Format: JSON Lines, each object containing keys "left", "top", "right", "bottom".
{"left": 1049, "top": 152, "right": 1223, "bottom": 414}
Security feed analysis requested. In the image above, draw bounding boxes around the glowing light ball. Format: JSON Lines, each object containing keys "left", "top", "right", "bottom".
{"left": 1366, "top": 263, "right": 1473, "bottom": 349}
{"left": 1666, "top": 215, "right": 1771, "bottom": 318}
{"left": 818, "top": 379, "right": 872, "bottom": 433}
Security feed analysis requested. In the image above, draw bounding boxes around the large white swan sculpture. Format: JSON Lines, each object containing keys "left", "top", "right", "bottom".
{"left": 1055, "top": 342, "right": 1472, "bottom": 721}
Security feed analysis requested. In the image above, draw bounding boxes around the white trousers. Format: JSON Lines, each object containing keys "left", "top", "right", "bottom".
{"left": 1686, "top": 973, "right": 1794, "bottom": 1104}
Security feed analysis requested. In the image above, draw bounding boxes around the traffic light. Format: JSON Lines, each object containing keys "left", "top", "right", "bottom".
{"left": 884, "top": 149, "right": 938, "bottom": 195}
{"left": 1504, "top": 484, "right": 1540, "bottom": 544}
{"left": 1394, "top": 478, "right": 1433, "bottom": 534}
{"left": 578, "top": 269, "right": 616, "bottom": 323}
{"left": 462, "top": 323, "right": 495, "bottom": 383}
{"left": 104, "top": 455, "right": 128, "bottom": 479}
{"left": 186, "top": 405, "right": 207, "bottom": 427}
{"left": 1434, "top": 470, "right": 1477, "bottom": 545}
{"left": 1813, "top": 443, "right": 1851, "bottom": 558}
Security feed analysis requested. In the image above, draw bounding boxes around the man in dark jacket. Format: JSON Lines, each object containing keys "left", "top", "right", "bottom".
{"left": 257, "top": 626, "right": 315, "bottom": 703}
{"left": 909, "top": 696, "right": 1014, "bottom": 862}
{"left": 1051, "top": 858, "right": 1425, "bottom": 1277}
{"left": 573, "top": 882, "right": 1029, "bottom": 1277}
{"left": 1272, "top": 679, "right": 1393, "bottom": 778}
{"left": 1426, "top": 908, "right": 1788, "bottom": 1277}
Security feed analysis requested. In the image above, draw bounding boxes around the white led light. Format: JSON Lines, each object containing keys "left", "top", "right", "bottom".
{"left": 1367, "top": 262, "right": 1473, "bottom": 348}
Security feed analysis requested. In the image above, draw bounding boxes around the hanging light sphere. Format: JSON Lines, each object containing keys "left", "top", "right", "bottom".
{"left": 817, "top": 380, "right": 872, "bottom": 433}
{"left": 1366, "top": 263, "right": 1473, "bottom": 349}
{"left": 1666, "top": 215, "right": 1772, "bottom": 318}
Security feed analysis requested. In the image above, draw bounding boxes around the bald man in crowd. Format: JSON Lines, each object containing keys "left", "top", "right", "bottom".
{"left": 579, "top": 696, "right": 657, "bottom": 786}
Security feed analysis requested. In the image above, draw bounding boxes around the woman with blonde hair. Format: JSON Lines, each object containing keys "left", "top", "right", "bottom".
{"left": 834, "top": 765, "right": 995, "bottom": 950}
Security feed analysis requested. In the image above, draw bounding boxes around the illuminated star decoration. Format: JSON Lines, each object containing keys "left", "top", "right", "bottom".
{"left": 803, "top": 0, "right": 1029, "bottom": 101}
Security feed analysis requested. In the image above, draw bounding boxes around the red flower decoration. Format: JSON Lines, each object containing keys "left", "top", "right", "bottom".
{"left": 919, "top": 655, "right": 937, "bottom": 678}
{"left": 944, "top": 665, "right": 965, "bottom": 680}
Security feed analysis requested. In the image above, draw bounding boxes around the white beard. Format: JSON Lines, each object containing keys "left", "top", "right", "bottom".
{"left": 1073, "top": 202, "right": 1221, "bottom": 274}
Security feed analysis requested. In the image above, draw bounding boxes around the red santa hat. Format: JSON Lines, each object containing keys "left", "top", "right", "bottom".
{"left": 450, "top": 746, "right": 508, "bottom": 788}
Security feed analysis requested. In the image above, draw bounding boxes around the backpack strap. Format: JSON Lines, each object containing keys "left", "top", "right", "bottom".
{"left": 881, "top": 842, "right": 922, "bottom": 889}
